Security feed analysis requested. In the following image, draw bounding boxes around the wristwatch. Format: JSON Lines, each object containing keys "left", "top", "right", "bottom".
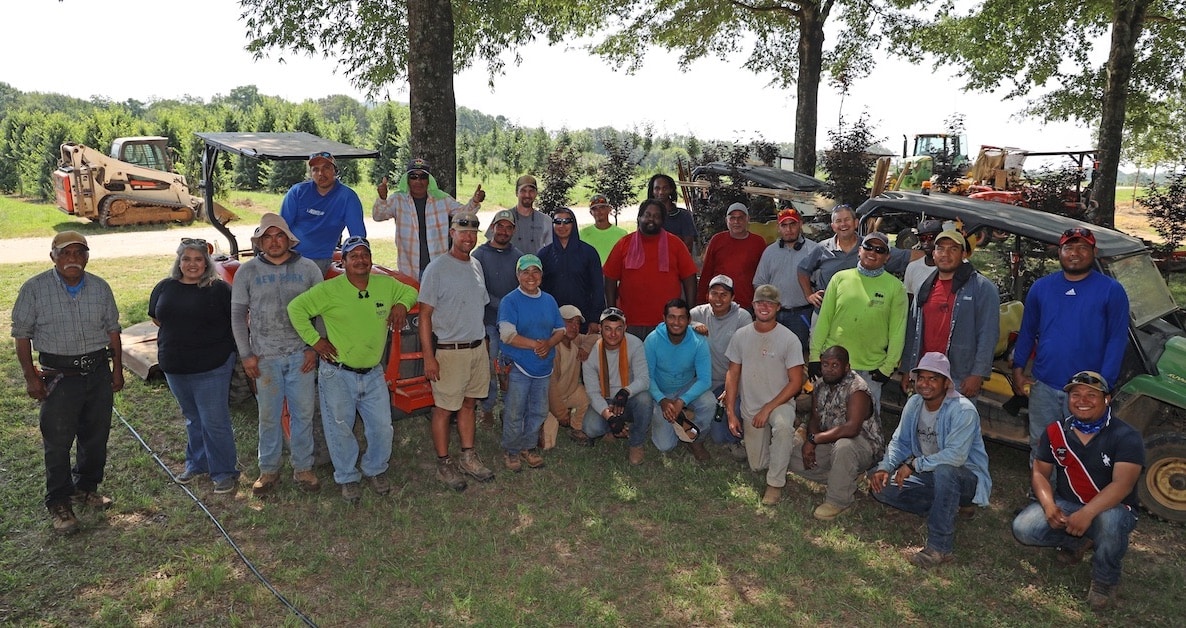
{"left": 807, "top": 431, "right": 817, "bottom": 445}
{"left": 906, "top": 457, "right": 918, "bottom": 472}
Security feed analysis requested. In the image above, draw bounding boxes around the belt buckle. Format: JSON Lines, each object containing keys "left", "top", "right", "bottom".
{"left": 78, "top": 354, "right": 96, "bottom": 371}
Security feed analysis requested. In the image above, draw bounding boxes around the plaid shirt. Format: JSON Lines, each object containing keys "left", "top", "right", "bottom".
{"left": 372, "top": 193, "right": 478, "bottom": 278}
{"left": 11, "top": 269, "right": 121, "bottom": 355}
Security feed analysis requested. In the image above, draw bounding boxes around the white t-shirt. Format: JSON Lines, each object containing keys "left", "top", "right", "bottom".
{"left": 724, "top": 323, "right": 804, "bottom": 420}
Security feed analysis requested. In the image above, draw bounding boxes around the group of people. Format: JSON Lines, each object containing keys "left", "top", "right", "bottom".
{"left": 13, "top": 155, "right": 1143, "bottom": 611}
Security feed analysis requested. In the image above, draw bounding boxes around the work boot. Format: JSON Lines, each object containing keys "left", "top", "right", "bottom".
{"left": 437, "top": 458, "right": 469, "bottom": 491}
{"left": 367, "top": 472, "right": 392, "bottom": 496}
{"left": 628, "top": 446, "right": 645, "bottom": 466}
{"left": 252, "top": 472, "right": 280, "bottom": 496}
{"left": 458, "top": 450, "right": 494, "bottom": 482}
{"left": 813, "top": 501, "right": 851, "bottom": 520}
{"left": 723, "top": 442, "right": 748, "bottom": 462}
{"left": 504, "top": 452, "right": 523, "bottom": 473}
{"left": 520, "top": 449, "right": 545, "bottom": 469}
{"left": 293, "top": 470, "right": 321, "bottom": 492}
{"left": 687, "top": 440, "right": 711, "bottom": 463}
{"left": 71, "top": 490, "right": 113, "bottom": 510}
{"left": 762, "top": 485, "right": 783, "bottom": 506}
{"left": 49, "top": 503, "right": 80, "bottom": 536}
{"left": 1087, "top": 580, "right": 1118, "bottom": 611}
{"left": 908, "top": 547, "right": 954, "bottom": 569}
{"left": 340, "top": 481, "right": 361, "bottom": 505}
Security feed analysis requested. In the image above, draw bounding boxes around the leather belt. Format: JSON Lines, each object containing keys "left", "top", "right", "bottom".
{"left": 436, "top": 339, "right": 484, "bottom": 350}
{"left": 325, "top": 359, "right": 374, "bottom": 375}
{"left": 780, "top": 305, "right": 813, "bottom": 312}
{"left": 39, "top": 348, "right": 109, "bottom": 374}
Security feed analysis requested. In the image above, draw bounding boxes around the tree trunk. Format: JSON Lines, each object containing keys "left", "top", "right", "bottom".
{"left": 407, "top": 0, "right": 458, "bottom": 197}
{"left": 794, "top": 7, "right": 826, "bottom": 177}
{"left": 1095, "top": 0, "right": 1150, "bottom": 229}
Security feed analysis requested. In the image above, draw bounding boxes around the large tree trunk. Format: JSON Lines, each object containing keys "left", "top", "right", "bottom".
{"left": 407, "top": 0, "right": 458, "bottom": 196}
{"left": 1095, "top": 0, "right": 1150, "bottom": 229}
{"left": 794, "top": 7, "right": 826, "bottom": 176}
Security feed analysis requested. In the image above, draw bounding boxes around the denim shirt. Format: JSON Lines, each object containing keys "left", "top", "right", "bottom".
{"left": 880, "top": 393, "right": 992, "bottom": 506}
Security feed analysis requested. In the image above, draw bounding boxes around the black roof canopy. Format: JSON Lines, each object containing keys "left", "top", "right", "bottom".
{"left": 196, "top": 132, "right": 379, "bottom": 161}
{"left": 691, "top": 162, "right": 832, "bottom": 193}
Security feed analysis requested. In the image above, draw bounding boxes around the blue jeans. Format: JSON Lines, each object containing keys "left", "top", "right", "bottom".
{"left": 870, "top": 463, "right": 978, "bottom": 554}
{"left": 1012, "top": 498, "right": 1137, "bottom": 586}
{"left": 481, "top": 323, "right": 505, "bottom": 412}
{"left": 651, "top": 389, "right": 717, "bottom": 452}
{"left": 164, "top": 354, "right": 240, "bottom": 484}
{"left": 318, "top": 362, "right": 392, "bottom": 484}
{"left": 707, "top": 384, "right": 739, "bottom": 445}
{"left": 502, "top": 367, "right": 550, "bottom": 454}
{"left": 582, "top": 390, "right": 654, "bottom": 448}
{"left": 256, "top": 350, "right": 316, "bottom": 473}
{"left": 39, "top": 363, "right": 113, "bottom": 507}
{"left": 1028, "top": 380, "right": 1069, "bottom": 462}
{"left": 776, "top": 306, "right": 812, "bottom": 351}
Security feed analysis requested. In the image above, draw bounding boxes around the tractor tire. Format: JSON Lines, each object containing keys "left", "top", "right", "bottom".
{"left": 1138, "top": 432, "right": 1186, "bottom": 523}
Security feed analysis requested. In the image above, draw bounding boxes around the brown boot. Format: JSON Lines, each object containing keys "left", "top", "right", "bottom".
{"left": 628, "top": 446, "right": 645, "bottom": 465}
{"left": 687, "top": 440, "right": 711, "bottom": 463}
{"left": 293, "top": 470, "right": 321, "bottom": 492}
{"left": 49, "top": 502, "right": 80, "bottom": 535}
{"left": 252, "top": 472, "right": 281, "bottom": 496}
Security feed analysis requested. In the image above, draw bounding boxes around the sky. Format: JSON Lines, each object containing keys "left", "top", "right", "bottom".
{"left": 7, "top": 0, "right": 1096, "bottom": 162}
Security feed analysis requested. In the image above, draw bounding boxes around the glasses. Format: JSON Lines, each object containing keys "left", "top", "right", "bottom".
{"left": 1063, "top": 227, "right": 1093, "bottom": 240}
{"left": 1069, "top": 372, "right": 1109, "bottom": 392}
{"left": 601, "top": 307, "right": 625, "bottom": 321}
{"left": 342, "top": 236, "right": 370, "bottom": 251}
{"left": 309, "top": 151, "right": 333, "bottom": 160}
{"left": 407, "top": 173, "right": 428, "bottom": 181}
{"left": 181, "top": 238, "right": 207, "bottom": 246}
{"left": 861, "top": 243, "right": 889, "bottom": 255}
{"left": 552, "top": 218, "right": 575, "bottom": 225}
{"left": 453, "top": 219, "right": 480, "bottom": 228}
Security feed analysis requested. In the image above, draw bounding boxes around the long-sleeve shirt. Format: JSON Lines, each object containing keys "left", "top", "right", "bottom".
{"left": 538, "top": 232, "right": 606, "bottom": 325}
{"left": 280, "top": 179, "right": 366, "bottom": 260}
{"left": 697, "top": 231, "right": 767, "bottom": 308}
{"left": 879, "top": 393, "right": 992, "bottom": 506}
{"left": 583, "top": 334, "right": 650, "bottom": 414}
{"left": 472, "top": 242, "right": 525, "bottom": 327}
{"left": 372, "top": 193, "right": 479, "bottom": 278}
{"left": 644, "top": 322, "right": 712, "bottom": 405}
{"left": 810, "top": 268, "right": 907, "bottom": 374}
{"left": 287, "top": 274, "right": 418, "bottom": 369}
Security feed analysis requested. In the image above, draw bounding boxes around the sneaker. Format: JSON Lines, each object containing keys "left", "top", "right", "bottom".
{"left": 213, "top": 477, "right": 237, "bottom": 494}
{"left": 1058, "top": 538, "right": 1095, "bottom": 566}
{"left": 49, "top": 503, "right": 80, "bottom": 536}
{"left": 520, "top": 449, "right": 545, "bottom": 469}
{"left": 762, "top": 485, "right": 783, "bottom": 506}
{"left": 252, "top": 472, "right": 281, "bottom": 496}
{"left": 628, "top": 446, "right": 645, "bottom": 466}
{"left": 504, "top": 452, "right": 523, "bottom": 472}
{"left": 687, "top": 440, "right": 711, "bottom": 463}
{"left": 908, "top": 547, "right": 954, "bottom": 568}
{"left": 340, "top": 481, "right": 361, "bottom": 505}
{"left": 367, "top": 472, "right": 392, "bottom": 496}
{"left": 71, "top": 490, "right": 113, "bottom": 510}
{"left": 175, "top": 469, "right": 205, "bottom": 485}
{"left": 1087, "top": 580, "right": 1118, "bottom": 611}
{"left": 437, "top": 458, "right": 469, "bottom": 491}
{"left": 813, "top": 501, "right": 851, "bottom": 520}
{"left": 569, "top": 429, "right": 592, "bottom": 446}
{"left": 458, "top": 450, "right": 495, "bottom": 482}
{"left": 293, "top": 470, "right": 321, "bottom": 492}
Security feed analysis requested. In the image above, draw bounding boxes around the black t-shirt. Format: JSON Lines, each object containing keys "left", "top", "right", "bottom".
{"left": 415, "top": 196, "right": 432, "bottom": 274}
{"left": 1037, "top": 414, "right": 1145, "bottom": 508}
{"left": 148, "top": 279, "right": 235, "bottom": 374}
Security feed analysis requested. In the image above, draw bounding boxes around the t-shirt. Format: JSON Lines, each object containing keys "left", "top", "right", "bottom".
{"left": 148, "top": 279, "right": 235, "bottom": 374}
{"left": 753, "top": 238, "right": 820, "bottom": 309}
{"left": 903, "top": 257, "right": 935, "bottom": 297}
{"left": 419, "top": 252, "right": 489, "bottom": 343}
{"left": 494, "top": 208, "right": 552, "bottom": 254}
{"left": 690, "top": 302, "right": 752, "bottom": 388}
{"left": 1038, "top": 413, "right": 1145, "bottom": 508}
{"left": 580, "top": 224, "right": 629, "bottom": 264}
{"left": 498, "top": 287, "right": 565, "bottom": 377}
{"left": 663, "top": 207, "right": 697, "bottom": 245}
{"left": 230, "top": 254, "right": 323, "bottom": 359}
{"left": 724, "top": 323, "right": 804, "bottom": 420}
{"left": 287, "top": 273, "right": 419, "bottom": 369}
{"left": 920, "top": 277, "right": 954, "bottom": 356}
{"left": 472, "top": 242, "right": 525, "bottom": 327}
{"left": 603, "top": 232, "right": 698, "bottom": 327}
{"left": 916, "top": 405, "right": 940, "bottom": 456}
{"left": 697, "top": 231, "right": 768, "bottom": 309}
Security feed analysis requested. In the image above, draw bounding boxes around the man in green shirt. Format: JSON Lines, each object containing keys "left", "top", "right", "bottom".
{"left": 579, "top": 193, "right": 628, "bottom": 264}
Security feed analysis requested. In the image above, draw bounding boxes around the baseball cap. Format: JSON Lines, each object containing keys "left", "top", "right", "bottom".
{"left": 862, "top": 231, "right": 890, "bottom": 247}
{"left": 727, "top": 202, "right": 749, "bottom": 217}
{"left": 777, "top": 208, "right": 802, "bottom": 224}
{"left": 51, "top": 231, "right": 89, "bottom": 251}
{"left": 406, "top": 157, "right": 431, "bottom": 173}
{"left": 515, "top": 175, "right": 538, "bottom": 192}
{"left": 341, "top": 236, "right": 371, "bottom": 254}
{"left": 935, "top": 229, "right": 967, "bottom": 251}
{"left": 917, "top": 219, "right": 944, "bottom": 236}
{"left": 708, "top": 274, "right": 734, "bottom": 292}
{"left": 308, "top": 151, "right": 335, "bottom": 167}
{"left": 753, "top": 284, "right": 781, "bottom": 305}
{"left": 1060, "top": 226, "right": 1096, "bottom": 246}
{"left": 559, "top": 305, "right": 585, "bottom": 322}
{"left": 671, "top": 413, "right": 700, "bottom": 443}
{"left": 516, "top": 253, "right": 543, "bottom": 272}
{"left": 452, "top": 212, "right": 480, "bottom": 232}
{"left": 590, "top": 193, "right": 612, "bottom": 209}
{"left": 600, "top": 307, "right": 626, "bottom": 324}
{"left": 1064, "top": 370, "right": 1110, "bottom": 394}
{"left": 911, "top": 352, "right": 952, "bottom": 381}
{"left": 251, "top": 213, "right": 300, "bottom": 248}
{"left": 491, "top": 209, "right": 516, "bottom": 226}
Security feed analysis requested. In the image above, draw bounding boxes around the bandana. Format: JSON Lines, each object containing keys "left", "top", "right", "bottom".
{"left": 856, "top": 262, "right": 885, "bottom": 277}
{"left": 1070, "top": 409, "right": 1111, "bottom": 435}
{"left": 623, "top": 230, "right": 669, "bottom": 272}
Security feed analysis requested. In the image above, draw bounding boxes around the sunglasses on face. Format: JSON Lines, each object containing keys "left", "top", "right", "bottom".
{"left": 553, "top": 218, "right": 575, "bottom": 225}
{"left": 861, "top": 243, "right": 889, "bottom": 255}
{"left": 407, "top": 172, "right": 428, "bottom": 181}
{"left": 453, "top": 219, "right": 480, "bottom": 228}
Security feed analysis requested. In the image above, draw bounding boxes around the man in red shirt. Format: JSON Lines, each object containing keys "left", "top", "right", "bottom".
{"left": 697, "top": 202, "right": 768, "bottom": 310}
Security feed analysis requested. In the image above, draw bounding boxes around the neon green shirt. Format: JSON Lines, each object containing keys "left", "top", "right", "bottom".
{"left": 810, "top": 268, "right": 907, "bottom": 373}
{"left": 579, "top": 224, "right": 628, "bottom": 264}
{"left": 288, "top": 273, "right": 418, "bottom": 368}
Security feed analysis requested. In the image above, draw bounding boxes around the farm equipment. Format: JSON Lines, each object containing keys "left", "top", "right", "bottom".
{"left": 895, "top": 132, "right": 971, "bottom": 191}
{"left": 53, "top": 136, "right": 235, "bottom": 227}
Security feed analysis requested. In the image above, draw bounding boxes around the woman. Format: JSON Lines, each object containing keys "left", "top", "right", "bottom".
{"left": 149, "top": 238, "right": 240, "bottom": 494}
{"left": 497, "top": 254, "right": 566, "bottom": 471}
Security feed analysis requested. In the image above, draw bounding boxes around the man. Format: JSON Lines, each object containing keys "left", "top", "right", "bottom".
{"left": 902, "top": 219, "right": 945, "bottom": 299}
{"left": 580, "top": 193, "right": 628, "bottom": 263}
{"left": 581, "top": 307, "right": 654, "bottom": 464}
{"left": 544, "top": 305, "right": 596, "bottom": 447}
{"left": 539, "top": 207, "right": 605, "bottom": 329}
{"left": 753, "top": 207, "right": 820, "bottom": 349}
{"left": 697, "top": 202, "right": 768, "bottom": 310}
{"left": 372, "top": 157, "right": 485, "bottom": 278}
{"left": 798, "top": 204, "right": 912, "bottom": 308}
{"left": 647, "top": 173, "right": 696, "bottom": 253}
{"left": 472, "top": 209, "right": 525, "bottom": 424}
{"left": 870, "top": 352, "right": 992, "bottom": 568}
{"left": 280, "top": 151, "right": 366, "bottom": 274}
{"left": 418, "top": 212, "right": 497, "bottom": 491}
{"left": 724, "top": 285, "right": 805, "bottom": 504}
{"left": 13, "top": 231, "right": 123, "bottom": 535}
{"left": 287, "top": 237, "right": 418, "bottom": 504}
{"left": 809, "top": 232, "right": 908, "bottom": 413}
{"left": 1012, "top": 227, "right": 1129, "bottom": 461}
{"left": 489, "top": 175, "right": 552, "bottom": 254}
{"left": 901, "top": 229, "right": 999, "bottom": 398}
{"left": 789, "top": 345, "right": 881, "bottom": 519}
{"left": 230, "top": 213, "right": 323, "bottom": 496}
{"left": 645, "top": 299, "right": 715, "bottom": 461}
{"left": 690, "top": 274, "right": 752, "bottom": 459}
{"left": 1012, "top": 371, "right": 1144, "bottom": 611}
{"left": 604, "top": 199, "right": 698, "bottom": 339}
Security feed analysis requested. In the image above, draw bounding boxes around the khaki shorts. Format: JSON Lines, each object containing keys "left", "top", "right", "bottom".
{"left": 431, "top": 345, "right": 491, "bottom": 411}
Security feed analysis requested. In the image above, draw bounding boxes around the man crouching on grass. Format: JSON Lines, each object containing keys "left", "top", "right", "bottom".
{"left": 1012, "top": 371, "right": 1144, "bottom": 611}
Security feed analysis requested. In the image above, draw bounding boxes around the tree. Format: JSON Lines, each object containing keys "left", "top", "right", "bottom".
{"left": 821, "top": 112, "right": 883, "bottom": 206}
{"left": 1140, "top": 168, "right": 1186, "bottom": 253}
{"left": 887, "top": 0, "right": 1186, "bottom": 229}
{"left": 538, "top": 134, "right": 581, "bottom": 212}
{"left": 241, "top": 0, "right": 609, "bottom": 196}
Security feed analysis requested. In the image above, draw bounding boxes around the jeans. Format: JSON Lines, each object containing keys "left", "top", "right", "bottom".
{"left": 1012, "top": 498, "right": 1137, "bottom": 586}
{"left": 1028, "top": 380, "right": 1069, "bottom": 462}
{"left": 582, "top": 390, "right": 654, "bottom": 448}
{"left": 39, "top": 363, "right": 113, "bottom": 507}
{"left": 651, "top": 389, "right": 717, "bottom": 452}
{"left": 164, "top": 354, "right": 240, "bottom": 484}
{"left": 870, "top": 463, "right": 978, "bottom": 554}
{"left": 481, "top": 323, "right": 505, "bottom": 413}
{"left": 502, "top": 367, "right": 550, "bottom": 454}
{"left": 256, "top": 350, "right": 317, "bottom": 473}
{"left": 318, "top": 362, "right": 392, "bottom": 484}
{"left": 776, "top": 307, "right": 812, "bottom": 352}
{"left": 789, "top": 432, "right": 877, "bottom": 506}
{"left": 708, "top": 384, "right": 740, "bottom": 445}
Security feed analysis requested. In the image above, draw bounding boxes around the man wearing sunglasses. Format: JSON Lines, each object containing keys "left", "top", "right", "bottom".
{"left": 798, "top": 205, "right": 915, "bottom": 310}
{"left": 1011, "top": 227, "right": 1129, "bottom": 463}
{"left": 373, "top": 158, "right": 485, "bottom": 279}
{"left": 281, "top": 152, "right": 366, "bottom": 274}
{"left": 539, "top": 207, "right": 605, "bottom": 333}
